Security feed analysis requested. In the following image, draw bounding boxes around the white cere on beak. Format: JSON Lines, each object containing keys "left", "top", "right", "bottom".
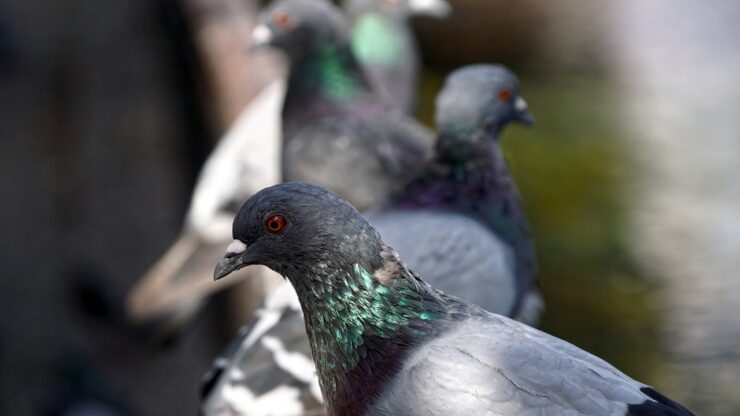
{"left": 251, "top": 25, "right": 273, "bottom": 45}
{"left": 226, "top": 240, "right": 247, "bottom": 257}
{"left": 514, "top": 96, "right": 529, "bottom": 112}
{"left": 409, "top": 0, "right": 451, "bottom": 18}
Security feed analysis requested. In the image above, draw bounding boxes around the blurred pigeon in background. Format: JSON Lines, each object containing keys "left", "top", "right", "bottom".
{"left": 253, "top": 0, "right": 434, "bottom": 211}
{"left": 368, "top": 64, "right": 541, "bottom": 323}
{"left": 125, "top": 0, "right": 448, "bottom": 338}
{"left": 201, "top": 64, "right": 542, "bottom": 414}
{"left": 345, "top": 0, "right": 450, "bottom": 113}
{"left": 212, "top": 182, "right": 694, "bottom": 416}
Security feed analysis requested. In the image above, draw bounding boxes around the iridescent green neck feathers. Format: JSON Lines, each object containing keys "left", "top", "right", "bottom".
{"left": 294, "top": 42, "right": 368, "bottom": 103}
{"left": 285, "top": 245, "right": 447, "bottom": 414}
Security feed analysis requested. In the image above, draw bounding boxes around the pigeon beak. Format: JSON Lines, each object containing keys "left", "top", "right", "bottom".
{"left": 214, "top": 240, "right": 251, "bottom": 281}
{"left": 249, "top": 24, "right": 273, "bottom": 52}
{"left": 513, "top": 96, "right": 535, "bottom": 126}
{"left": 409, "top": 0, "right": 451, "bottom": 18}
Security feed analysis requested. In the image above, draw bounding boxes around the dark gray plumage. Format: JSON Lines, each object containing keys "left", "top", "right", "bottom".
{"left": 252, "top": 0, "right": 434, "bottom": 211}
{"left": 212, "top": 182, "right": 694, "bottom": 416}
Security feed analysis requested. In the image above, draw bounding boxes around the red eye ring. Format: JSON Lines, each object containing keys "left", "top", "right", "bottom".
{"left": 265, "top": 214, "right": 288, "bottom": 233}
{"left": 498, "top": 88, "right": 513, "bottom": 103}
{"left": 273, "top": 10, "right": 294, "bottom": 29}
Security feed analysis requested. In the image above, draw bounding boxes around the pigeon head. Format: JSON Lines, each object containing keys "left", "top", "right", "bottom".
{"left": 344, "top": 0, "right": 451, "bottom": 19}
{"left": 251, "top": 0, "right": 351, "bottom": 63}
{"left": 214, "top": 183, "right": 384, "bottom": 284}
{"left": 435, "top": 64, "right": 533, "bottom": 152}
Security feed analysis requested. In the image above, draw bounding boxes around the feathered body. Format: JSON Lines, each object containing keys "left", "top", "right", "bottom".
{"left": 382, "top": 134, "right": 537, "bottom": 318}
{"left": 369, "top": 64, "right": 540, "bottom": 321}
{"left": 200, "top": 284, "right": 323, "bottom": 416}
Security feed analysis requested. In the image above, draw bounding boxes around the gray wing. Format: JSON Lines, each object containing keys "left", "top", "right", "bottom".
{"left": 283, "top": 113, "right": 433, "bottom": 211}
{"left": 371, "top": 315, "right": 687, "bottom": 416}
{"left": 201, "top": 283, "right": 324, "bottom": 416}
{"left": 367, "top": 210, "right": 519, "bottom": 318}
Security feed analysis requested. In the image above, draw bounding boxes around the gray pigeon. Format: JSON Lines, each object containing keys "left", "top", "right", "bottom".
{"left": 213, "top": 182, "right": 694, "bottom": 416}
{"left": 252, "top": 0, "right": 434, "bottom": 211}
{"left": 368, "top": 64, "right": 541, "bottom": 323}
{"left": 200, "top": 64, "right": 541, "bottom": 414}
{"left": 345, "top": 0, "right": 450, "bottom": 113}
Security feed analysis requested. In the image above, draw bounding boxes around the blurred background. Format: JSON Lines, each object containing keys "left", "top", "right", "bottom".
{"left": 2, "top": 0, "right": 739, "bottom": 414}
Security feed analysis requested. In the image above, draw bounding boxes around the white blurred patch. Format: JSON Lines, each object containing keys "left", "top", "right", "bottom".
{"left": 514, "top": 96, "right": 528, "bottom": 112}
{"left": 309, "top": 376, "right": 323, "bottom": 403}
{"left": 409, "top": 0, "right": 451, "bottom": 18}
{"left": 262, "top": 335, "right": 316, "bottom": 384}
{"left": 265, "top": 281, "right": 301, "bottom": 311}
{"left": 252, "top": 25, "right": 273, "bottom": 46}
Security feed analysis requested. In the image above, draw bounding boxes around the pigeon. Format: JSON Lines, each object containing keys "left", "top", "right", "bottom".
{"left": 367, "top": 64, "right": 541, "bottom": 323}
{"left": 345, "top": 0, "right": 451, "bottom": 113}
{"left": 200, "top": 64, "right": 541, "bottom": 414}
{"left": 213, "top": 182, "right": 694, "bottom": 416}
{"left": 252, "top": 0, "right": 434, "bottom": 211}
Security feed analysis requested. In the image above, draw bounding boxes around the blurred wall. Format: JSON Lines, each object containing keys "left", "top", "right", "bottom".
{"left": 610, "top": 1, "right": 740, "bottom": 414}
{"left": 0, "top": 0, "right": 221, "bottom": 414}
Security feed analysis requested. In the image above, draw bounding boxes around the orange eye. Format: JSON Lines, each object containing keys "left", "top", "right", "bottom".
{"left": 265, "top": 214, "right": 288, "bottom": 233}
{"left": 273, "top": 10, "right": 294, "bottom": 29}
{"left": 498, "top": 88, "right": 512, "bottom": 103}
